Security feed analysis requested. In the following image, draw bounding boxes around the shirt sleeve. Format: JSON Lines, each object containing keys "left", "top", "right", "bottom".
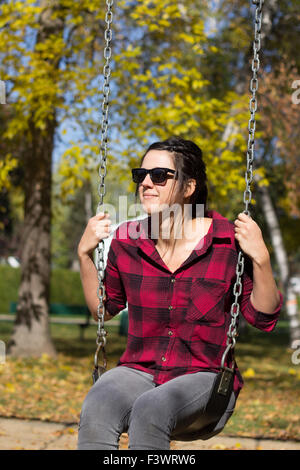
{"left": 103, "top": 238, "right": 127, "bottom": 317}
{"left": 239, "top": 254, "right": 283, "bottom": 332}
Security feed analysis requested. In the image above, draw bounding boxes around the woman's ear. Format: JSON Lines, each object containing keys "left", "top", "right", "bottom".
{"left": 184, "top": 179, "right": 197, "bottom": 199}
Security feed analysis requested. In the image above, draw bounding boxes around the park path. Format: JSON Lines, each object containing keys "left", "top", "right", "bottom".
{"left": 0, "top": 417, "right": 300, "bottom": 450}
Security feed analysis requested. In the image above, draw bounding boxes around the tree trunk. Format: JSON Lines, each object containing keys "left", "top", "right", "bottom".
{"left": 8, "top": 124, "right": 56, "bottom": 357}
{"left": 7, "top": 0, "right": 63, "bottom": 357}
{"left": 256, "top": 178, "right": 300, "bottom": 346}
{"left": 255, "top": 0, "right": 300, "bottom": 345}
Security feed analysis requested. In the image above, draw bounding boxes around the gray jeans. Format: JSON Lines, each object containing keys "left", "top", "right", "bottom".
{"left": 77, "top": 366, "right": 236, "bottom": 450}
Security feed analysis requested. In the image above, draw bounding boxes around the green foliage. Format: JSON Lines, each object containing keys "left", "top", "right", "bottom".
{"left": 1, "top": 0, "right": 299, "bottom": 264}
{"left": 0, "top": 0, "right": 126, "bottom": 198}
{"left": 0, "top": 0, "right": 252, "bottom": 207}
{"left": 0, "top": 265, "right": 21, "bottom": 312}
{"left": 49, "top": 267, "right": 85, "bottom": 305}
{"left": 111, "top": 0, "right": 255, "bottom": 212}
{"left": 1, "top": 0, "right": 296, "bottom": 216}
{"left": 0, "top": 265, "right": 85, "bottom": 312}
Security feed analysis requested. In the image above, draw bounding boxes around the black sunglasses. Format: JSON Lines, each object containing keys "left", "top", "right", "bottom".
{"left": 132, "top": 167, "right": 177, "bottom": 184}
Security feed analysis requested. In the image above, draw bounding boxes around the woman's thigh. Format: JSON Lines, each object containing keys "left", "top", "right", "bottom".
{"left": 129, "top": 371, "right": 235, "bottom": 437}
{"left": 78, "top": 366, "right": 155, "bottom": 443}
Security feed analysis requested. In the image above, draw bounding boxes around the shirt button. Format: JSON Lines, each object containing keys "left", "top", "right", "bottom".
{"left": 161, "top": 356, "right": 166, "bottom": 362}
{"left": 171, "top": 278, "right": 176, "bottom": 283}
{"left": 168, "top": 330, "right": 173, "bottom": 336}
{"left": 168, "top": 305, "right": 173, "bottom": 310}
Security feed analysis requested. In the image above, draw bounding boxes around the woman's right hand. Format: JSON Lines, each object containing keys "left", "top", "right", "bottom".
{"left": 77, "top": 212, "right": 112, "bottom": 258}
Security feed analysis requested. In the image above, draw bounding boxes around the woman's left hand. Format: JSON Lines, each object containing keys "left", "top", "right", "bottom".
{"left": 234, "top": 212, "right": 269, "bottom": 264}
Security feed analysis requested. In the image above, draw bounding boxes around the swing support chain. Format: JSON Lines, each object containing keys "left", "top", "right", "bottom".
{"left": 92, "top": 0, "right": 264, "bottom": 384}
{"left": 221, "top": 0, "right": 264, "bottom": 373}
{"left": 93, "top": 0, "right": 114, "bottom": 384}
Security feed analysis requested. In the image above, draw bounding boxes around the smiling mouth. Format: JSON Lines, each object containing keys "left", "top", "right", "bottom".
{"left": 143, "top": 194, "right": 158, "bottom": 198}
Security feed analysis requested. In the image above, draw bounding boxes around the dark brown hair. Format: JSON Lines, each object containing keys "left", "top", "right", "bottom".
{"left": 135, "top": 136, "right": 208, "bottom": 217}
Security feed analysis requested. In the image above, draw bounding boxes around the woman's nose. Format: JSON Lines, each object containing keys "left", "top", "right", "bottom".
{"left": 141, "top": 173, "right": 154, "bottom": 186}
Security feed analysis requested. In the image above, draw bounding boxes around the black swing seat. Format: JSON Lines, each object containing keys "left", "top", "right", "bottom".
{"left": 170, "top": 367, "right": 235, "bottom": 442}
{"left": 93, "top": 365, "right": 235, "bottom": 442}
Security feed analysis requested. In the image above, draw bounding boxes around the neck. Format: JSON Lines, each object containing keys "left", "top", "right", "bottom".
{"left": 151, "top": 207, "right": 207, "bottom": 250}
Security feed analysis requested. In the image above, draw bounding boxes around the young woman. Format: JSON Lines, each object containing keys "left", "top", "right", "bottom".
{"left": 77, "top": 137, "right": 283, "bottom": 450}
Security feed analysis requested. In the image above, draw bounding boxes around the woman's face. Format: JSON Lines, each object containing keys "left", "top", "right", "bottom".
{"left": 138, "top": 150, "right": 178, "bottom": 215}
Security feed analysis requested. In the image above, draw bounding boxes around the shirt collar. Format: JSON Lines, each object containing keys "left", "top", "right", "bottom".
{"left": 131, "top": 210, "right": 233, "bottom": 270}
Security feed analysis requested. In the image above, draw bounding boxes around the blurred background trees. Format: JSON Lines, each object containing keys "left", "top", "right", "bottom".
{"left": 0, "top": 0, "right": 299, "bottom": 355}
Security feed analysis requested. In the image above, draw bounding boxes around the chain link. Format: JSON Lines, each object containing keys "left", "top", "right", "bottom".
{"left": 93, "top": 0, "right": 263, "bottom": 376}
{"left": 93, "top": 0, "right": 114, "bottom": 383}
{"left": 221, "top": 0, "right": 264, "bottom": 369}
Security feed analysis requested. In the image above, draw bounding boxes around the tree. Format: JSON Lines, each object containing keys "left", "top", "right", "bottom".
{"left": 0, "top": 90, "right": 24, "bottom": 259}
{"left": 215, "top": 0, "right": 300, "bottom": 343}
{"left": 110, "top": 0, "right": 251, "bottom": 216}
{"left": 254, "top": 62, "right": 300, "bottom": 345}
{"left": 0, "top": 0, "right": 120, "bottom": 356}
{"left": 2, "top": 0, "right": 64, "bottom": 356}
{"left": 1, "top": 0, "right": 298, "bottom": 356}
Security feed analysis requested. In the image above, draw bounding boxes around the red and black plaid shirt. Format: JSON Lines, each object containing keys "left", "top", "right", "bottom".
{"left": 104, "top": 210, "right": 283, "bottom": 395}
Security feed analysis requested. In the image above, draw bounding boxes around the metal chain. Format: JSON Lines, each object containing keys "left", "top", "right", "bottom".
{"left": 221, "top": 0, "right": 264, "bottom": 369}
{"left": 93, "top": 0, "right": 114, "bottom": 383}
{"left": 93, "top": 0, "right": 263, "bottom": 375}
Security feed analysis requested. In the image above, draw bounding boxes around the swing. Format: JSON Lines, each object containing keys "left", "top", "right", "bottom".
{"left": 92, "top": 0, "right": 264, "bottom": 442}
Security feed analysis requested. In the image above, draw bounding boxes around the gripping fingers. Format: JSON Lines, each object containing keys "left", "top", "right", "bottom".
{"left": 95, "top": 217, "right": 112, "bottom": 239}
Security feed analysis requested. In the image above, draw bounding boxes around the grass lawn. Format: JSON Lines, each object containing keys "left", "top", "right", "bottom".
{"left": 0, "top": 319, "right": 299, "bottom": 441}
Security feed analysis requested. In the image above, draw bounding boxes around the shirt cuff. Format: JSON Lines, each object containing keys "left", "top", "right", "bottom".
{"left": 247, "top": 290, "right": 283, "bottom": 332}
{"left": 104, "top": 299, "right": 126, "bottom": 317}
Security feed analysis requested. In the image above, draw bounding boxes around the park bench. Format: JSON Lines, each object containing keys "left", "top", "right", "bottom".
{"left": 0, "top": 303, "right": 129, "bottom": 339}
{"left": 0, "top": 302, "right": 92, "bottom": 340}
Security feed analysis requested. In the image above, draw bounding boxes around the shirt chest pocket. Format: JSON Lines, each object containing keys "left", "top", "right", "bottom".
{"left": 187, "top": 278, "right": 230, "bottom": 326}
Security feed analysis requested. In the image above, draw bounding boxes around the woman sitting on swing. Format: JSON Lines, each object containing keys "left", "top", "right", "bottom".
{"left": 77, "top": 136, "right": 283, "bottom": 450}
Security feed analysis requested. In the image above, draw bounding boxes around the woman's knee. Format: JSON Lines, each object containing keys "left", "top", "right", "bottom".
{"left": 129, "top": 391, "right": 174, "bottom": 433}
{"left": 80, "top": 367, "right": 153, "bottom": 429}
{"left": 128, "top": 391, "right": 174, "bottom": 450}
{"left": 78, "top": 374, "right": 132, "bottom": 449}
{"left": 80, "top": 378, "right": 128, "bottom": 426}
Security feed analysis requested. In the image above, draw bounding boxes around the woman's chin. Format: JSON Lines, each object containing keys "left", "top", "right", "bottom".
{"left": 141, "top": 200, "right": 161, "bottom": 215}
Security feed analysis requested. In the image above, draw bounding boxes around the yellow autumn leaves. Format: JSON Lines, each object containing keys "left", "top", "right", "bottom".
{"left": 0, "top": 354, "right": 91, "bottom": 423}
{"left": 243, "top": 366, "right": 300, "bottom": 380}
{"left": 0, "top": 0, "right": 261, "bottom": 210}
